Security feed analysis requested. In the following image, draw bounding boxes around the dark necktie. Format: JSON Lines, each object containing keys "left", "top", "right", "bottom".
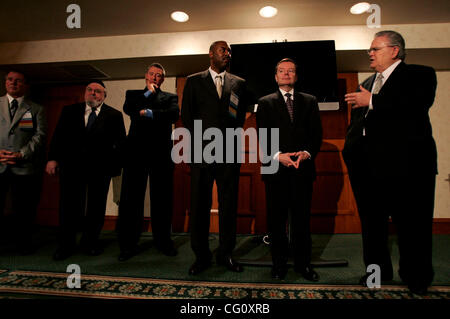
{"left": 10, "top": 99, "right": 18, "bottom": 120}
{"left": 86, "top": 107, "right": 97, "bottom": 131}
{"left": 285, "top": 93, "right": 294, "bottom": 122}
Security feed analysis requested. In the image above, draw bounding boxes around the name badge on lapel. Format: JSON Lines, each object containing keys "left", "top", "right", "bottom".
{"left": 19, "top": 111, "right": 34, "bottom": 131}
{"left": 229, "top": 91, "right": 239, "bottom": 118}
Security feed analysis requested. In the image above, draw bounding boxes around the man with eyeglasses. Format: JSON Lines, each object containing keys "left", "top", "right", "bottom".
{"left": 46, "top": 80, "right": 126, "bottom": 260}
{"left": 0, "top": 70, "right": 47, "bottom": 255}
{"left": 343, "top": 30, "right": 438, "bottom": 295}
{"left": 117, "top": 63, "right": 179, "bottom": 261}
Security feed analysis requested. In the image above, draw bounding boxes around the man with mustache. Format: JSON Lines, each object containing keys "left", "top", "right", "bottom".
{"left": 0, "top": 70, "right": 47, "bottom": 255}
{"left": 46, "top": 80, "right": 126, "bottom": 260}
{"left": 181, "top": 41, "right": 249, "bottom": 275}
{"left": 343, "top": 30, "right": 438, "bottom": 295}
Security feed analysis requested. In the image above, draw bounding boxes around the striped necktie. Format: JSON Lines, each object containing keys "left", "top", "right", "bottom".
{"left": 285, "top": 93, "right": 294, "bottom": 122}
{"left": 10, "top": 99, "right": 18, "bottom": 120}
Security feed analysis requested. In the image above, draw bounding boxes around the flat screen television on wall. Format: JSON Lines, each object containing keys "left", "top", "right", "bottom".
{"left": 230, "top": 40, "right": 339, "bottom": 111}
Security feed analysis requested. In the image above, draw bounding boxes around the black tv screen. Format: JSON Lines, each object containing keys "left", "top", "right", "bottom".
{"left": 230, "top": 40, "right": 339, "bottom": 109}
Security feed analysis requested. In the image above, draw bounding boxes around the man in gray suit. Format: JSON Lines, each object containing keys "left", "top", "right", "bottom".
{"left": 0, "top": 70, "right": 47, "bottom": 255}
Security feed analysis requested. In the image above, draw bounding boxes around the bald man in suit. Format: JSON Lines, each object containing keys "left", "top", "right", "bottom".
{"left": 181, "top": 40, "right": 250, "bottom": 275}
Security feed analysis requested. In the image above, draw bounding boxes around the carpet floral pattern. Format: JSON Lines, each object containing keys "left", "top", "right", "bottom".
{"left": 0, "top": 270, "right": 449, "bottom": 300}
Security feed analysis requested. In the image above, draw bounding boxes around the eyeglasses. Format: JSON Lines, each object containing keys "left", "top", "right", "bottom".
{"left": 86, "top": 87, "right": 104, "bottom": 95}
{"left": 367, "top": 45, "right": 396, "bottom": 54}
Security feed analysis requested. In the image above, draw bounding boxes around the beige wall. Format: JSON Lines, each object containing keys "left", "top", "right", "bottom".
{"left": 2, "top": 22, "right": 447, "bottom": 219}
{"left": 359, "top": 72, "right": 450, "bottom": 218}
{"left": 0, "top": 23, "right": 449, "bottom": 64}
{"left": 102, "top": 77, "right": 177, "bottom": 217}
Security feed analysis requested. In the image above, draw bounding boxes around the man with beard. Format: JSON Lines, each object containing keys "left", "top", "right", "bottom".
{"left": 46, "top": 80, "right": 126, "bottom": 260}
{"left": 181, "top": 40, "right": 249, "bottom": 275}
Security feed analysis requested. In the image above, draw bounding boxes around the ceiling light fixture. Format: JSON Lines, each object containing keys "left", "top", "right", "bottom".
{"left": 259, "top": 6, "right": 278, "bottom": 18}
{"left": 350, "top": 2, "right": 371, "bottom": 14}
{"left": 171, "top": 11, "right": 189, "bottom": 22}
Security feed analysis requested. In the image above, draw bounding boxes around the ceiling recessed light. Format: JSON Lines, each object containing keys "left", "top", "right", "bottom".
{"left": 350, "top": 2, "right": 371, "bottom": 14}
{"left": 259, "top": 6, "right": 278, "bottom": 18}
{"left": 171, "top": 11, "right": 189, "bottom": 22}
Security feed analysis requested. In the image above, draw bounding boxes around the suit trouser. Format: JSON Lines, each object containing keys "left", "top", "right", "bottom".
{"left": 348, "top": 154, "right": 436, "bottom": 285}
{"left": 0, "top": 169, "right": 39, "bottom": 248}
{"left": 58, "top": 169, "right": 111, "bottom": 248}
{"left": 265, "top": 173, "right": 313, "bottom": 269}
{"left": 118, "top": 163, "right": 174, "bottom": 251}
{"left": 348, "top": 159, "right": 394, "bottom": 279}
{"left": 189, "top": 164, "right": 240, "bottom": 262}
{"left": 384, "top": 173, "right": 435, "bottom": 287}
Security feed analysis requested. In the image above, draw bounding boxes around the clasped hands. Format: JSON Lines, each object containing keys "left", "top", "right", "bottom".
{"left": 0, "top": 150, "right": 22, "bottom": 165}
{"left": 344, "top": 85, "right": 371, "bottom": 108}
{"left": 278, "top": 151, "right": 310, "bottom": 169}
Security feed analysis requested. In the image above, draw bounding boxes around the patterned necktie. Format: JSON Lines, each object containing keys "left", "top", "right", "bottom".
{"left": 86, "top": 107, "right": 97, "bottom": 131}
{"left": 10, "top": 99, "right": 18, "bottom": 120}
{"left": 372, "top": 73, "right": 384, "bottom": 94}
{"left": 215, "top": 75, "right": 223, "bottom": 98}
{"left": 285, "top": 93, "right": 294, "bottom": 122}
{"left": 365, "top": 73, "right": 384, "bottom": 119}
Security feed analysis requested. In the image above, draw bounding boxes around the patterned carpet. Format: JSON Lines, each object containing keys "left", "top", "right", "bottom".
{"left": 0, "top": 269, "right": 449, "bottom": 300}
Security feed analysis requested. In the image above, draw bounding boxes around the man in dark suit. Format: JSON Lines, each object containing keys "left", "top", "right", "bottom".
{"left": 343, "top": 30, "right": 438, "bottom": 295}
{"left": 0, "top": 70, "right": 47, "bottom": 255}
{"left": 256, "top": 58, "right": 322, "bottom": 281}
{"left": 181, "top": 40, "right": 249, "bottom": 275}
{"left": 117, "top": 63, "right": 179, "bottom": 261}
{"left": 46, "top": 80, "right": 126, "bottom": 260}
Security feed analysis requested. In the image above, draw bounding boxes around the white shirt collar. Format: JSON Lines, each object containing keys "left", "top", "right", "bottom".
{"left": 85, "top": 102, "right": 103, "bottom": 114}
{"left": 6, "top": 94, "right": 24, "bottom": 105}
{"left": 378, "top": 60, "right": 402, "bottom": 83}
{"left": 209, "top": 67, "right": 226, "bottom": 81}
{"left": 279, "top": 88, "right": 295, "bottom": 101}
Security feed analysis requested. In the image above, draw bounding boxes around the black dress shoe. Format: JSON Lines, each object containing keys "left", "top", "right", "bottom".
{"left": 84, "top": 246, "right": 104, "bottom": 256}
{"left": 53, "top": 247, "right": 74, "bottom": 261}
{"left": 156, "top": 244, "right": 178, "bottom": 257}
{"left": 295, "top": 266, "right": 319, "bottom": 282}
{"left": 118, "top": 247, "right": 139, "bottom": 262}
{"left": 271, "top": 266, "right": 288, "bottom": 280}
{"left": 360, "top": 273, "right": 394, "bottom": 287}
{"left": 408, "top": 282, "right": 428, "bottom": 295}
{"left": 189, "top": 260, "right": 212, "bottom": 275}
{"left": 216, "top": 255, "right": 243, "bottom": 273}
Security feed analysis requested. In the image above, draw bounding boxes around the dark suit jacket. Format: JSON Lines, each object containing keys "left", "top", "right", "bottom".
{"left": 343, "top": 62, "right": 437, "bottom": 177}
{"left": 181, "top": 70, "right": 249, "bottom": 165}
{"left": 123, "top": 88, "right": 179, "bottom": 164}
{"left": 48, "top": 102, "right": 126, "bottom": 177}
{"left": 256, "top": 90, "right": 323, "bottom": 181}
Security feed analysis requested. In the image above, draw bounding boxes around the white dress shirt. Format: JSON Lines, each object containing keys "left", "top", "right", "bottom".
{"left": 84, "top": 103, "right": 103, "bottom": 126}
